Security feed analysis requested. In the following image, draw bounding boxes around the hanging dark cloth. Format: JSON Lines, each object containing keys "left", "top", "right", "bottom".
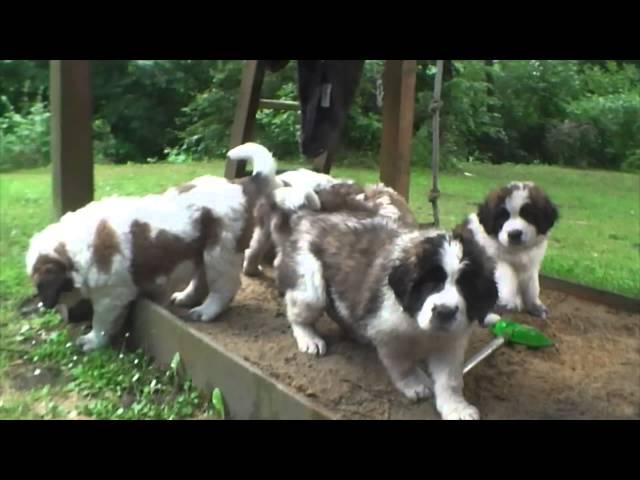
{"left": 296, "top": 60, "right": 364, "bottom": 158}
{"left": 263, "top": 60, "right": 290, "bottom": 73}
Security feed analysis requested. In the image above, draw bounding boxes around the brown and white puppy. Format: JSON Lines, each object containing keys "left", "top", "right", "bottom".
{"left": 243, "top": 180, "right": 418, "bottom": 276}
{"left": 25, "top": 142, "right": 278, "bottom": 352}
{"left": 455, "top": 181, "right": 559, "bottom": 320}
{"left": 269, "top": 192, "right": 498, "bottom": 420}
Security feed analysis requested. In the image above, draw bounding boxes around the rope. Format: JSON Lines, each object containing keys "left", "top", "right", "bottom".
{"left": 429, "top": 98, "right": 444, "bottom": 114}
{"left": 429, "top": 60, "right": 445, "bottom": 228}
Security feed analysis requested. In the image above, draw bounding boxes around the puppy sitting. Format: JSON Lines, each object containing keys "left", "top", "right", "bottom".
{"left": 455, "top": 181, "right": 559, "bottom": 319}
{"left": 270, "top": 189, "right": 498, "bottom": 420}
{"left": 25, "top": 142, "right": 278, "bottom": 352}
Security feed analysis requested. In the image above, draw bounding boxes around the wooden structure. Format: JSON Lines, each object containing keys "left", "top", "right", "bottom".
{"left": 49, "top": 60, "right": 93, "bottom": 219}
{"left": 225, "top": 60, "right": 418, "bottom": 200}
{"left": 47, "top": 60, "right": 421, "bottom": 216}
{"left": 224, "top": 60, "right": 341, "bottom": 178}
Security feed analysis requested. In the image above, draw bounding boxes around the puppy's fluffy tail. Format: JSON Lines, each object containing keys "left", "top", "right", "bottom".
{"left": 226, "top": 142, "right": 278, "bottom": 179}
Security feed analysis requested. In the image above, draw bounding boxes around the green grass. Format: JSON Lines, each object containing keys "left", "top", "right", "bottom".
{"left": 0, "top": 163, "right": 232, "bottom": 419}
{"left": 0, "top": 159, "right": 638, "bottom": 418}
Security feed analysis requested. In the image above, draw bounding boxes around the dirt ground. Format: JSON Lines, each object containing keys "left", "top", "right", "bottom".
{"left": 172, "top": 268, "right": 640, "bottom": 420}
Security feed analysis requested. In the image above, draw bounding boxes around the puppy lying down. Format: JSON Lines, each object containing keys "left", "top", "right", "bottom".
{"left": 25, "top": 142, "right": 278, "bottom": 351}
{"left": 243, "top": 178, "right": 418, "bottom": 276}
{"left": 269, "top": 187, "right": 499, "bottom": 419}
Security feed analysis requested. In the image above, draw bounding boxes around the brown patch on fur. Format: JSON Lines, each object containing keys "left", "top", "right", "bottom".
{"left": 316, "top": 183, "right": 367, "bottom": 212}
{"left": 129, "top": 208, "right": 221, "bottom": 289}
{"left": 175, "top": 183, "right": 196, "bottom": 194}
{"left": 31, "top": 255, "right": 65, "bottom": 284}
{"left": 363, "top": 185, "right": 418, "bottom": 228}
{"left": 30, "top": 243, "right": 75, "bottom": 308}
{"left": 53, "top": 243, "right": 74, "bottom": 270}
{"left": 93, "top": 219, "right": 121, "bottom": 274}
{"left": 304, "top": 213, "right": 398, "bottom": 324}
{"left": 482, "top": 185, "right": 516, "bottom": 210}
{"left": 475, "top": 185, "right": 517, "bottom": 236}
{"left": 521, "top": 184, "right": 559, "bottom": 234}
{"left": 314, "top": 183, "right": 417, "bottom": 228}
{"left": 31, "top": 242, "right": 74, "bottom": 283}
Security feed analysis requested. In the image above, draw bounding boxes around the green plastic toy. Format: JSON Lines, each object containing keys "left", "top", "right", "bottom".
{"left": 463, "top": 318, "right": 554, "bottom": 375}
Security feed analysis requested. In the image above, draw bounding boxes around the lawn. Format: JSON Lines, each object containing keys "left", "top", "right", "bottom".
{"left": 0, "top": 160, "right": 638, "bottom": 419}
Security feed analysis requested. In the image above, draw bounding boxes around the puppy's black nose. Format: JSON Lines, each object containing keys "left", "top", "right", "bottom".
{"left": 433, "top": 305, "right": 459, "bottom": 323}
{"left": 508, "top": 229, "right": 523, "bottom": 243}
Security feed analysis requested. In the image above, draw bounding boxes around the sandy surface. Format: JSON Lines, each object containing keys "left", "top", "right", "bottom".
{"left": 167, "top": 269, "right": 640, "bottom": 420}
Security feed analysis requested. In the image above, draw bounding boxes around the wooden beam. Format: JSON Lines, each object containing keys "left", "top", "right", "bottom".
{"left": 378, "top": 60, "right": 417, "bottom": 200}
{"left": 225, "top": 60, "right": 266, "bottom": 180}
{"left": 50, "top": 60, "right": 93, "bottom": 220}
{"left": 258, "top": 99, "right": 299, "bottom": 111}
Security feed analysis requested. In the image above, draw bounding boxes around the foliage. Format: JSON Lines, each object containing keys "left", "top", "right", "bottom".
{"left": 564, "top": 92, "right": 640, "bottom": 170}
{"left": 0, "top": 96, "right": 50, "bottom": 171}
{"left": 1, "top": 60, "right": 639, "bottom": 171}
{"left": 168, "top": 61, "right": 243, "bottom": 160}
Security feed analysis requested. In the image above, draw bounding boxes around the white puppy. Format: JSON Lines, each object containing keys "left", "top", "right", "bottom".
{"left": 25, "top": 142, "right": 278, "bottom": 351}
{"left": 456, "top": 181, "right": 559, "bottom": 319}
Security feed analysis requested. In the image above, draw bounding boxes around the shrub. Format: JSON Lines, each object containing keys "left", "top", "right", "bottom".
{"left": 565, "top": 92, "right": 640, "bottom": 170}
{"left": 0, "top": 96, "right": 50, "bottom": 171}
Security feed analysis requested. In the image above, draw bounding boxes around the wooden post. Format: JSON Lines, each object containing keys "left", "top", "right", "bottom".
{"left": 50, "top": 60, "right": 93, "bottom": 220}
{"left": 225, "top": 60, "right": 266, "bottom": 179}
{"left": 378, "top": 60, "right": 417, "bottom": 200}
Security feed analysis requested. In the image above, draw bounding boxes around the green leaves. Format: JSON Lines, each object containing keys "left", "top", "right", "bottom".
{"left": 211, "top": 388, "right": 225, "bottom": 420}
{"left": 170, "top": 352, "right": 181, "bottom": 374}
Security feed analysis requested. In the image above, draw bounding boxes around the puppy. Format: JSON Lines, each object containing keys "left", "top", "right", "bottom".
{"left": 243, "top": 180, "right": 417, "bottom": 276}
{"left": 271, "top": 193, "right": 498, "bottom": 420}
{"left": 455, "top": 181, "right": 559, "bottom": 319}
{"left": 274, "top": 168, "right": 338, "bottom": 191}
{"left": 25, "top": 142, "right": 278, "bottom": 352}
{"left": 242, "top": 167, "right": 340, "bottom": 276}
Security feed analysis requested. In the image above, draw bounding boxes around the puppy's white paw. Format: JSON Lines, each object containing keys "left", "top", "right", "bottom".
{"left": 242, "top": 262, "right": 263, "bottom": 277}
{"left": 483, "top": 313, "right": 501, "bottom": 327}
{"left": 396, "top": 368, "right": 433, "bottom": 401}
{"left": 76, "top": 331, "right": 108, "bottom": 352}
{"left": 188, "top": 305, "right": 215, "bottom": 322}
{"left": 527, "top": 302, "right": 549, "bottom": 320}
{"left": 442, "top": 403, "right": 480, "bottom": 420}
{"left": 170, "top": 291, "right": 194, "bottom": 308}
{"left": 292, "top": 326, "right": 326, "bottom": 356}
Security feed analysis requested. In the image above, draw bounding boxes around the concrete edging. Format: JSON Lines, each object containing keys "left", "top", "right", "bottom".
{"left": 129, "top": 299, "right": 337, "bottom": 420}
{"left": 539, "top": 275, "right": 639, "bottom": 314}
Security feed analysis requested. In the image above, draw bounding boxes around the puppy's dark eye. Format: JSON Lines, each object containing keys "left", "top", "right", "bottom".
{"left": 519, "top": 203, "right": 536, "bottom": 224}
{"left": 496, "top": 207, "right": 510, "bottom": 223}
{"left": 425, "top": 265, "right": 447, "bottom": 284}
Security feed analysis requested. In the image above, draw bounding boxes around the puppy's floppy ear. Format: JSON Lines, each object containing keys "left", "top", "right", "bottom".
{"left": 37, "top": 271, "right": 73, "bottom": 309}
{"left": 459, "top": 267, "right": 498, "bottom": 325}
{"left": 538, "top": 197, "right": 559, "bottom": 235}
{"left": 477, "top": 187, "right": 510, "bottom": 236}
{"left": 388, "top": 237, "right": 444, "bottom": 317}
{"left": 456, "top": 233, "right": 499, "bottom": 324}
{"left": 388, "top": 261, "right": 416, "bottom": 313}
{"left": 476, "top": 199, "right": 495, "bottom": 235}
